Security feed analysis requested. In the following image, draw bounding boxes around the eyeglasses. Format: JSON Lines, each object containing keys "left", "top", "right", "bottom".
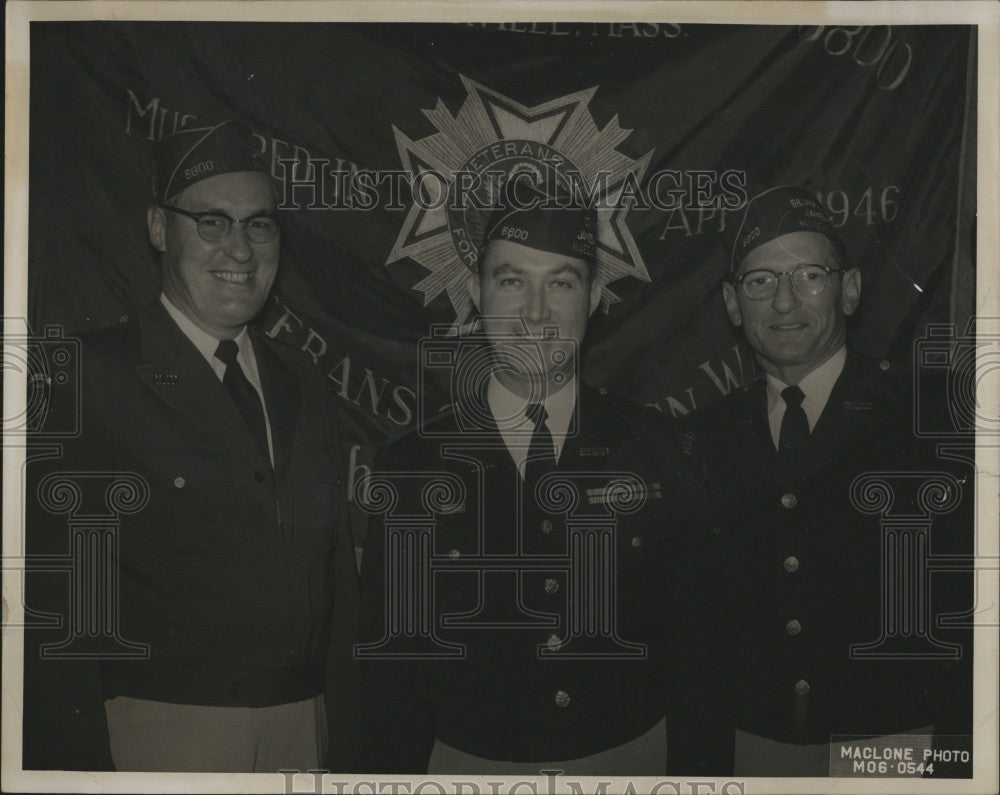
{"left": 733, "top": 263, "right": 844, "bottom": 301}
{"left": 159, "top": 204, "right": 280, "bottom": 244}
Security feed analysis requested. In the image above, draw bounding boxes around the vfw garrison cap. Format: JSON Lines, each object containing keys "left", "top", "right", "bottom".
{"left": 481, "top": 180, "right": 597, "bottom": 264}
{"left": 151, "top": 120, "right": 267, "bottom": 202}
{"left": 727, "top": 185, "right": 846, "bottom": 272}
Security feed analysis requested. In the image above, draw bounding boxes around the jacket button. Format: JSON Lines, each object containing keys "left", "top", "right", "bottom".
{"left": 879, "top": 360, "right": 890, "bottom": 371}
{"left": 254, "top": 470, "right": 265, "bottom": 483}
{"left": 631, "top": 536, "right": 643, "bottom": 548}
{"left": 541, "top": 519, "right": 554, "bottom": 534}
{"left": 785, "top": 619, "right": 802, "bottom": 636}
{"left": 780, "top": 492, "right": 798, "bottom": 509}
{"left": 546, "top": 634, "right": 562, "bottom": 651}
{"left": 711, "top": 527, "right": 721, "bottom": 536}
{"left": 783, "top": 556, "right": 800, "bottom": 573}
{"left": 448, "top": 549, "right": 461, "bottom": 560}
{"left": 544, "top": 578, "right": 559, "bottom": 594}
{"left": 173, "top": 476, "right": 185, "bottom": 489}
{"left": 794, "top": 679, "right": 810, "bottom": 695}
{"left": 554, "top": 690, "right": 571, "bottom": 707}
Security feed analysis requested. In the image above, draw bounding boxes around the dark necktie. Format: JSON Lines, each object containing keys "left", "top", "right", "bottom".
{"left": 214, "top": 339, "right": 271, "bottom": 466}
{"left": 523, "top": 402, "right": 557, "bottom": 491}
{"left": 778, "top": 384, "right": 810, "bottom": 459}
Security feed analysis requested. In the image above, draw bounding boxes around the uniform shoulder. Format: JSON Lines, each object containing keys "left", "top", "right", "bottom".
{"left": 371, "top": 406, "right": 459, "bottom": 467}
{"left": 252, "top": 328, "right": 319, "bottom": 372}
{"left": 840, "top": 352, "right": 912, "bottom": 406}
{"left": 689, "top": 377, "right": 764, "bottom": 427}
{"left": 78, "top": 315, "right": 142, "bottom": 366}
{"left": 583, "top": 381, "right": 648, "bottom": 420}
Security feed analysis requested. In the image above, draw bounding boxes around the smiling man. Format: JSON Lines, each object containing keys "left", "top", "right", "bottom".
{"left": 32, "top": 120, "right": 350, "bottom": 772}
{"left": 360, "top": 193, "right": 677, "bottom": 774}
{"left": 676, "top": 185, "right": 972, "bottom": 776}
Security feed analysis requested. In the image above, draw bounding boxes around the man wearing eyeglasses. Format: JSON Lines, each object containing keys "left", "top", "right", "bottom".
{"left": 670, "top": 185, "right": 972, "bottom": 776}
{"left": 46, "top": 120, "right": 350, "bottom": 772}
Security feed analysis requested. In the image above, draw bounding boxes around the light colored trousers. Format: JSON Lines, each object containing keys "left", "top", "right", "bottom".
{"left": 428, "top": 717, "right": 667, "bottom": 775}
{"left": 104, "top": 694, "right": 327, "bottom": 773}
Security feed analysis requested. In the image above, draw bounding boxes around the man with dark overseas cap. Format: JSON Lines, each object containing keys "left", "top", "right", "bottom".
{"left": 358, "top": 184, "right": 699, "bottom": 774}
{"left": 669, "top": 185, "right": 973, "bottom": 775}
{"left": 25, "top": 119, "right": 353, "bottom": 771}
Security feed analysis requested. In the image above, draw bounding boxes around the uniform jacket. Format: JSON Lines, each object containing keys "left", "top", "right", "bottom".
{"left": 677, "top": 352, "right": 973, "bottom": 772}
{"left": 359, "top": 382, "right": 696, "bottom": 772}
{"left": 23, "top": 300, "right": 360, "bottom": 768}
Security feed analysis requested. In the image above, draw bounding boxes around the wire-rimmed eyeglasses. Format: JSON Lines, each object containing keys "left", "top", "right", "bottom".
{"left": 732, "top": 263, "right": 844, "bottom": 301}
{"left": 159, "top": 204, "right": 280, "bottom": 244}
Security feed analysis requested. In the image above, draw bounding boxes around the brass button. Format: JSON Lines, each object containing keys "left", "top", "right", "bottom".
{"left": 541, "top": 519, "right": 554, "bottom": 534}
{"left": 554, "top": 690, "right": 571, "bottom": 707}
{"left": 785, "top": 619, "right": 802, "bottom": 636}
{"left": 631, "top": 536, "right": 643, "bottom": 548}
{"left": 544, "top": 578, "right": 559, "bottom": 594}
{"left": 783, "top": 556, "right": 800, "bottom": 573}
{"left": 448, "top": 549, "right": 460, "bottom": 560}
{"left": 794, "top": 679, "right": 810, "bottom": 695}
{"left": 546, "top": 634, "right": 562, "bottom": 651}
{"left": 173, "top": 476, "right": 185, "bottom": 489}
{"left": 780, "top": 492, "right": 798, "bottom": 509}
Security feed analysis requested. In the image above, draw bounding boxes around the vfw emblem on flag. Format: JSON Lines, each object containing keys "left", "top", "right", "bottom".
{"left": 388, "top": 75, "right": 653, "bottom": 324}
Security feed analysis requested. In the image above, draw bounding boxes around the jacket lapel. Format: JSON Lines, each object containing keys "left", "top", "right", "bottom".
{"left": 560, "top": 383, "right": 613, "bottom": 472}
{"left": 133, "top": 301, "right": 266, "bottom": 468}
{"left": 252, "top": 330, "right": 302, "bottom": 481}
{"left": 776, "top": 351, "right": 878, "bottom": 480}
{"left": 811, "top": 352, "right": 877, "bottom": 452}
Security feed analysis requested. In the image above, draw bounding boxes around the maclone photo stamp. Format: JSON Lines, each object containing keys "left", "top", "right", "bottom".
{"left": 3, "top": 2, "right": 998, "bottom": 794}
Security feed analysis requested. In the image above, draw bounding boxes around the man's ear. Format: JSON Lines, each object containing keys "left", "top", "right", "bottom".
{"left": 466, "top": 273, "right": 481, "bottom": 313}
{"left": 588, "top": 277, "right": 602, "bottom": 316}
{"left": 722, "top": 281, "right": 742, "bottom": 326}
{"left": 841, "top": 267, "right": 862, "bottom": 316}
{"left": 147, "top": 205, "right": 167, "bottom": 253}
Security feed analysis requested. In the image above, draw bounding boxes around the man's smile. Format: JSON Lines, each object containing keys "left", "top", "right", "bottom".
{"left": 768, "top": 321, "right": 809, "bottom": 332}
{"left": 211, "top": 271, "right": 255, "bottom": 285}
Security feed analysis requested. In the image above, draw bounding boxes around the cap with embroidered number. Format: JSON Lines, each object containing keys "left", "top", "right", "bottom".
{"left": 151, "top": 119, "right": 268, "bottom": 202}
{"left": 726, "top": 185, "right": 847, "bottom": 272}
{"left": 480, "top": 180, "right": 596, "bottom": 264}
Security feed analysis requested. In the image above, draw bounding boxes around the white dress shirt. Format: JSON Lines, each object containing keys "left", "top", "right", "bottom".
{"left": 765, "top": 345, "right": 847, "bottom": 450}
{"left": 486, "top": 373, "right": 577, "bottom": 478}
{"left": 160, "top": 293, "right": 274, "bottom": 464}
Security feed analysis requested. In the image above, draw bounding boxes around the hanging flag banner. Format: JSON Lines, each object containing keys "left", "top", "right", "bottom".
{"left": 5, "top": 4, "right": 994, "bottom": 791}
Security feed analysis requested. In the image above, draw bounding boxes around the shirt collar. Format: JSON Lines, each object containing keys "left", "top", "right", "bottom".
{"left": 766, "top": 345, "right": 847, "bottom": 430}
{"left": 487, "top": 373, "right": 577, "bottom": 452}
{"left": 160, "top": 292, "right": 251, "bottom": 367}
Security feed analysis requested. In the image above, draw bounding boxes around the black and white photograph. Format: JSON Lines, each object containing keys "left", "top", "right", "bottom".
{"left": 3, "top": 2, "right": 998, "bottom": 793}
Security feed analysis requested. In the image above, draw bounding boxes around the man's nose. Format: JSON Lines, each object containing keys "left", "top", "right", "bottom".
{"left": 771, "top": 272, "right": 801, "bottom": 313}
{"left": 223, "top": 224, "right": 254, "bottom": 263}
{"left": 522, "top": 286, "right": 550, "bottom": 322}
